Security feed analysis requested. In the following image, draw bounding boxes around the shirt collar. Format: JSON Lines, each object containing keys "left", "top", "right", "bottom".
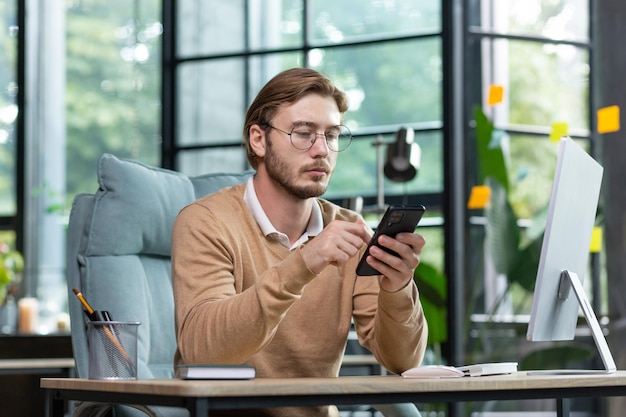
{"left": 243, "top": 176, "right": 323, "bottom": 250}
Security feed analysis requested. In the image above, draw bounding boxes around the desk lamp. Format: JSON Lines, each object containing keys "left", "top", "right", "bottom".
{"left": 370, "top": 127, "right": 421, "bottom": 211}
{"left": 384, "top": 127, "right": 421, "bottom": 182}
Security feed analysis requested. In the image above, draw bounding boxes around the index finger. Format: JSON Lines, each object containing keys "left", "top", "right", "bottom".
{"left": 354, "top": 217, "right": 374, "bottom": 240}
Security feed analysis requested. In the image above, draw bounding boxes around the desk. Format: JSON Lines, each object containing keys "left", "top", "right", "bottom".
{"left": 42, "top": 372, "right": 626, "bottom": 417}
{"left": 1, "top": 334, "right": 74, "bottom": 417}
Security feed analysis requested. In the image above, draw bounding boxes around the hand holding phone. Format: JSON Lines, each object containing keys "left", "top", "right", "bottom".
{"left": 355, "top": 205, "right": 425, "bottom": 276}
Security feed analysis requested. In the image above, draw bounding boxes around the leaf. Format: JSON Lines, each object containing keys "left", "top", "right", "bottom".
{"left": 508, "top": 232, "right": 544, "bottom": 292}
{"left": 0, "top": 268, "right": 10, "bottom": 286}
{"left": 507, "top": 205, "right": 549, "bottom": 292}
{"left": 414, "top": 262, "right": 448, "bottom": 345}
{"left": 484, "top": 178, "right": 520, "bottom": 275}
{"left": 474, "top": 105, "right": 509, "bottom": 192}
{"left": 525, "top": 205, "right": 549, "bottom": 244}
{"left": 519, "top": 344, "right": 595, "bottom": 371}
{"left": 2, "top": 251, "right": 24, "bottom": 273}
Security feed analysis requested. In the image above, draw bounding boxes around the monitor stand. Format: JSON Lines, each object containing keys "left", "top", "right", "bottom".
{"left": 529, "top": 270, "right": 617, "bottom": 375}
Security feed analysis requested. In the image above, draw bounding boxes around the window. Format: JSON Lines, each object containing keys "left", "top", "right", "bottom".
{"left": 167, "top": 0, "right": 446, "bottom": 276}
{"left": 464, "top": 0, "right": 597, "bottom": 375}
{"left": 170, "top": 1, "right": 443, "bottom": 202}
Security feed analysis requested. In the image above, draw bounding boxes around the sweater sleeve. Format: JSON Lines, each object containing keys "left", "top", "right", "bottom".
{"left": 172, "top": 200, "right": 318, "bottom": 365}
{"left": 352, "top": 277, "right": 428, "bottom": 375}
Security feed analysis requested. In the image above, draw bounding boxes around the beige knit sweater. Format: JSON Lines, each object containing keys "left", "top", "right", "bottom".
{"left": 171, "top": 183, "right": 428, "bottom": 417}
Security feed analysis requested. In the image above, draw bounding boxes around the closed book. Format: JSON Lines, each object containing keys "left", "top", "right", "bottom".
{"left": 176, "top": 364, "right": 256, "bottom": 380}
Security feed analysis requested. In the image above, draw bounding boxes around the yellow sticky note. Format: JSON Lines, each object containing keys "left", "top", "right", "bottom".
{"left": 550, "top": 122, "right": 569, "bottom": 142}
{"left": 467, "top": 185, "right": 491, "bottom": 209}
{"left": 589, "top": 226, "right": 602, "bottom": 253}
{"left": 487, "top": 85, "right": 504, "bottom": 106}
{"left": 597, "top": 105, "right": 620, "bottom": 134}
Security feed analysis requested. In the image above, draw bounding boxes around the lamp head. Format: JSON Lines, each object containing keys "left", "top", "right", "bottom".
{"left": 383, "top": 127, "right": 421, "bottom": 182}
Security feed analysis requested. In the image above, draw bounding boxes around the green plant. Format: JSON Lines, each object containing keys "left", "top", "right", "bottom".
{"left": 0, "top": 243, "right": 24, "bottom": 305}
{"left": 414, "top": 261, "right": 447, "bottom": 347}
{"left": 474, "top": 105, "right": 544, "bottom": 293}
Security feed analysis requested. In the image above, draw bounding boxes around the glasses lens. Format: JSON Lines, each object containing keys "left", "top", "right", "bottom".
{"left": 289, "top": 125, "right": 315, "bottom": 150}
{"left": 329, "top": 125, "right": 352, "bottom": 152}
{"left": 288, "top": 125, "right": 352, "bottom": 151}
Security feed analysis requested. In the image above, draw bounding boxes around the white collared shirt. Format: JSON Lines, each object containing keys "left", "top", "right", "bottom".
{"left": 243, "top": 176, "right": 323, "bottom": 250}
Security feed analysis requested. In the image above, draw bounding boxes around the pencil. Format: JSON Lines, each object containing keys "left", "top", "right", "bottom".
{"left": 73, "top": 288, "right": 96, "bottom": 315}
{"left": 72, "top": 288, "right": 134, "bottom": 367}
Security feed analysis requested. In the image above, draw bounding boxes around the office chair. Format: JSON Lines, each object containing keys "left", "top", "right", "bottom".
{"left": 66, "top": 154, "right": 251, "bottom": 417}
{"left": 66, "top": 153, "right": 419, "bottom": 417}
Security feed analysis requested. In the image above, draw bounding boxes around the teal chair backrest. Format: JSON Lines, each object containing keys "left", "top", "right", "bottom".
{"left": 66, "top": 153, "right": 251, "bottom": 417}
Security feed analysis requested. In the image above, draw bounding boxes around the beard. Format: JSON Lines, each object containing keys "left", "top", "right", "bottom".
{"left": 264, "top": 139, "right": 332, "bottom": 199}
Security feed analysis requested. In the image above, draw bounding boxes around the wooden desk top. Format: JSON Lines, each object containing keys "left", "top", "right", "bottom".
{"left": 41, "top": 371, "right": 626, "bottom": 399}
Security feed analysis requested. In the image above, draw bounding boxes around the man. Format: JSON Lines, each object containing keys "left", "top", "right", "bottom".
{"left": 172, "top": 67, "right": 428, "bottom": 417}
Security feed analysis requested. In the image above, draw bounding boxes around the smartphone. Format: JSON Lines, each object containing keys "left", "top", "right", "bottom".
{"left": 355, "top": 204, "right": 426, "bottom": 276}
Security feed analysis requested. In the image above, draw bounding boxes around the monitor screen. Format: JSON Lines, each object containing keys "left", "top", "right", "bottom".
{"left": 526, "top": 137, "right": 602, "bottom": 342}
{"left": 526, "top": 137, "right": 615, "bottom": 373}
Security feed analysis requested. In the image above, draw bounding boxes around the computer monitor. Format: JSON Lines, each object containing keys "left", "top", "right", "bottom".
{"left": 526, "top": 136, "right": 616, "bottom": 374}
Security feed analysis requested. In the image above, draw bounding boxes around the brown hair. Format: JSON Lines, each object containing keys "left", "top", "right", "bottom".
{"left": 243, "top": 68, "right": 349, "bottom": 169}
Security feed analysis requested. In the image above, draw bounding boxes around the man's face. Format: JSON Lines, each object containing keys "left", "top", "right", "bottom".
{"left": 263, "top": 94, "right": 342, "bottom": 199}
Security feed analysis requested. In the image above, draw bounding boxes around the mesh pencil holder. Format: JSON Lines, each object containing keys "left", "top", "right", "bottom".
{"left": 87, "top": 321, "right": 140, "bottom": 380}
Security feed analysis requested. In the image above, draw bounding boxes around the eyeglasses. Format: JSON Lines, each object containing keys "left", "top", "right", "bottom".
{"left": 264, "top": 123, "right": 352, "bottom": 152}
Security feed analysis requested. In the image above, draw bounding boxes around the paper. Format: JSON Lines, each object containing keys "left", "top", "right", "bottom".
{"left": 589, "top": 226, "right": 602, "bottom": 253}
{"left": 597, "top": 105, "right": 620, "bottom": 134}
{"left": 550, "top": 122, "right": 569, "bottom": 142}
{"left": 467, "top": 185, "right": 491, "bottom": 209}
{"left": 487, "top": 85, "right": 504, "bottom": 106}
{"left": 401, "top": 365, "right": 464, "bottom": 379}
{"left": 401, "top": 362, "right": 518, "bottom": 379}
